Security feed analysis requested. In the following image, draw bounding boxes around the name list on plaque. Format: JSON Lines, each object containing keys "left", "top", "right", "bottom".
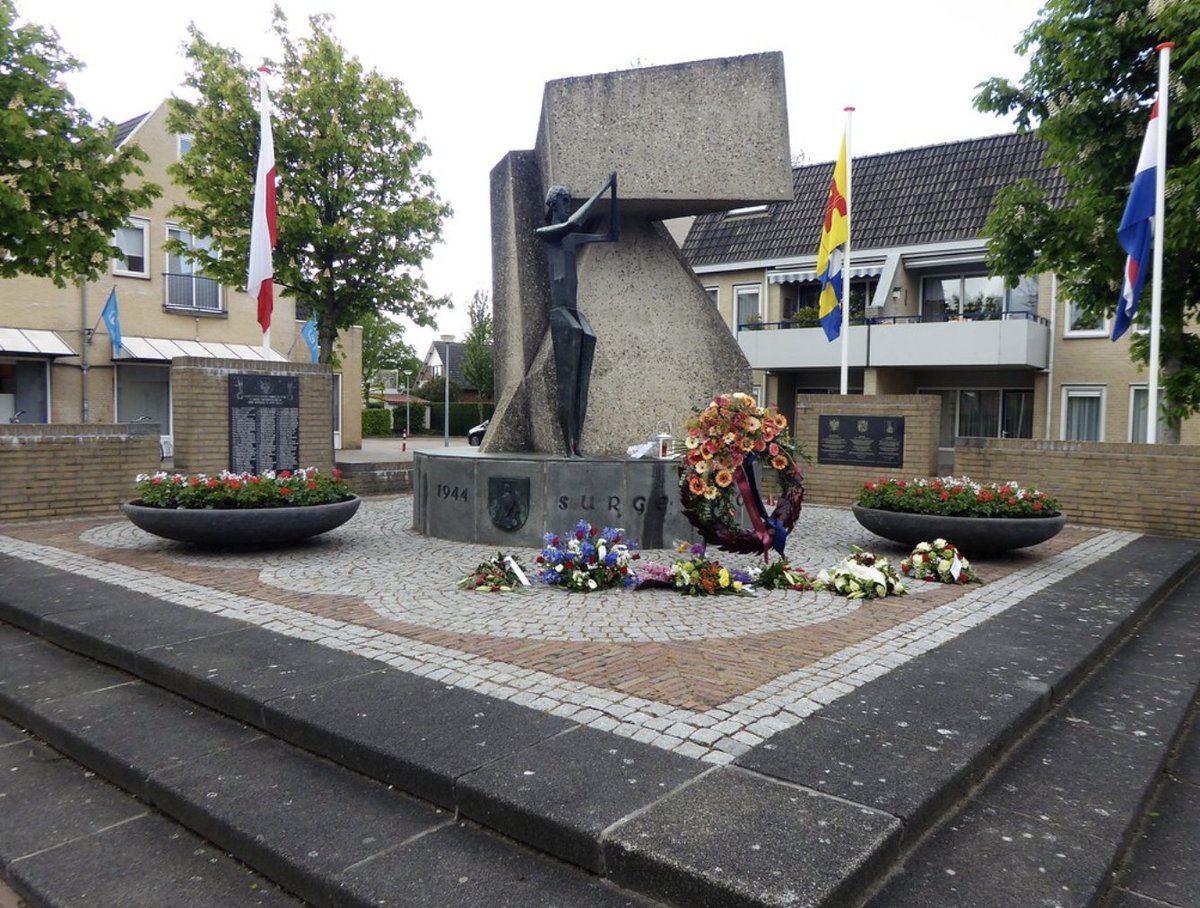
{"left": 817, "top": 415, "right": 905, "bottom": 468}
{"left": 229, "top": 374, "right": 300, "bottom": 474}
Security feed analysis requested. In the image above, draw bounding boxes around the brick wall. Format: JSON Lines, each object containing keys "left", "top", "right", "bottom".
{"left": 955, "top": 437, "right": 1200, "bottom": 539}
{"left": 171, "top": 358, "right": 334, "bottom": 474}
{"left": 0, "top": 426, "right": 160, "bottom": 520}
{"left": 793, "top": 395, "right": 941, "bottom": 506}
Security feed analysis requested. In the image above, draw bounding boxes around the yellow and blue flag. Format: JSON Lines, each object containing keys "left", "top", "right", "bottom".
{"left": 816, "top": 134, "right": 849, "bottom": 342}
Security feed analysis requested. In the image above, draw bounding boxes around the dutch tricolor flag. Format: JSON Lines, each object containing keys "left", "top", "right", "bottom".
{"left": 1112, "top": 101, "right": 1158, "bottom": 341}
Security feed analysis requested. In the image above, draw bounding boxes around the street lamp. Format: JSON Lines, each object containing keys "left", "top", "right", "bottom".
{"left": 403, "top": 369, "right": 413, "bottom": 438}
{"left": 440, "top": 334, "right": 454, "bottom": 447}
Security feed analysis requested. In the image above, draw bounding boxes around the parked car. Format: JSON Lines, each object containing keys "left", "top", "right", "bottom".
{"left": 468, "top": 419, "right": 490, "bottom": 446}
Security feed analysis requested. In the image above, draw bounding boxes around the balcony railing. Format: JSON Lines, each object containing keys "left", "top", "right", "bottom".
{"left": 735, "top": 309, "right": 1051, "bottom": 371}
{"left": 164, "top": 273, "right": 222, "bottom": 312}
{"left": 736, "top": 310, "right": 1049, "bottom": 332}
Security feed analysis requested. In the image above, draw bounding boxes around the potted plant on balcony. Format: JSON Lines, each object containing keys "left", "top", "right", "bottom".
{"left": 122, "top": 467, "right": 360, "bottom": 547}
{"left": 852, "top": 476, "right": 1065, "bottom": 553}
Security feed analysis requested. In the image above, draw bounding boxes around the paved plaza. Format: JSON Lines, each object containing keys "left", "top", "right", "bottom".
{"left": 0, "top": 496, "right": 1127, "bottom": 766}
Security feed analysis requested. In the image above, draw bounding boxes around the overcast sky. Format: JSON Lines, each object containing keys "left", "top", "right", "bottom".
{"left": 26, "top": 0, "right": 1045, "bottom": 355}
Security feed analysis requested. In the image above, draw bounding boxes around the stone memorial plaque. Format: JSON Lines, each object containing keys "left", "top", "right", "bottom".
{"left": 477, "top": 459, "right": 545, "bottom": 547}
{"left": 817, "top": 415, "right": 905, "bottom": 468}
{"left": 228, "top": 374, "right": 300, "bottom": 474}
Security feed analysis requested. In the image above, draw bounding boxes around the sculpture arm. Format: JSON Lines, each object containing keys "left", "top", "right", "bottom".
{"left": 534, "top": 173, "right": 618, "bottom": 243}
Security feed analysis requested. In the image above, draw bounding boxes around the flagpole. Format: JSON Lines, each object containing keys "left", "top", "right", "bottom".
{"left": 840, "top": 106, "right": 854, "bottom": 396}
{"left": 1146, "top": 42, "right": 1172, "bottom": 444}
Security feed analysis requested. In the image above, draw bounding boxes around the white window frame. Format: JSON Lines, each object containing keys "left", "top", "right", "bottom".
{"left": 113, "top": 217, "right": 150, "bottom": 278}
{"left": 177, "top": 134, "right": 193, "bottom": 158}
{"left": 1064, "top": 298, "right": 1110, "bottom": 337}
{"left": 1061, "top": 385, "right": 1105, "bottom": 441}
{"left": 1128, "top": 385, "right": 1167, "bottom": 443}
{"left": 734, "top": 284, "right": 762, "bottom": 332}
{"left": 164, "top": 225, "right": 223, "bottom": 313}
{"left": 705, "top": 286, "right": 719, "bottom": 306}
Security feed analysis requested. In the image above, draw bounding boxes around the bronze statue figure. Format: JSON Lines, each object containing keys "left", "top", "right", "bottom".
{"left": 535, "top": 172, "right": 619, "bottom": 457}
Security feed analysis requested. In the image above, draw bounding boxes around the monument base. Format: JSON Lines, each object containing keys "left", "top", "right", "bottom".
{"left": 413, "top": 449, "right": 698, "bottom": 550}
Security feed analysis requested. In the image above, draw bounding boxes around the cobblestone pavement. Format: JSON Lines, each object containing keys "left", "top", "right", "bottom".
{"left": 0, "top": 498, "right": 1134, "bottom": 765}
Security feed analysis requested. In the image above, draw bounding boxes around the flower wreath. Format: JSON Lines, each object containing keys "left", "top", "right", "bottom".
{"left": 678, "top": 393, "right": 805, "bottom": 559}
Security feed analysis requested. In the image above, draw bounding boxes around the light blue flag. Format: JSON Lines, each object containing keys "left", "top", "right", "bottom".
{"left": 301, "top": 315, "right": 319, "bottom": 363}
{"left": 101, "top": 289, "right": 122, "bottom": 356}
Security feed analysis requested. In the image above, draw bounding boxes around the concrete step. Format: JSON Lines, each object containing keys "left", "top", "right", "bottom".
{"left": 0, "top": 623, "right": 661, "bottom": 907}
{"left": 857, "top": 559, "right": 1200, "bottom": 906}
{"left": 0, "top": 715, "right": 304, "bottom": 908}
{"left": 1, "top": 535, "right": 1198, "bottom": 908}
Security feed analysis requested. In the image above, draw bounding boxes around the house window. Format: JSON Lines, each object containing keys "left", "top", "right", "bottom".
{"left": 0, "top": 359, "right": 49, "bottom": 423}
{"left": 785, "top": 278, "right": 874, "bottom": 326}
{"left": 165, "top": 227, "right": 221, "bottom": 312}
{"left": 734, "top": 285, "right": 761, "bottom": 330}
{"left": 1129, "top": 386, "right": 1167, "bottom": 443}
{"left": 705, "top": 287, "right": 719, "bottom": 306}
{"left": 1062, "top": 386, "right": 1104, "bottom": 441}
{"left": 925, "top": 388, "right": 1034, "bottom": 447}
{"left": 178, "top": 135, "right": 193, "bottom": 157}
{"left": 920, "top": 272, "right": 1031, "bottom": 322}
{"left": 115, "top": 363, "right": 171, "bottom": 433}
{"left": 114, "top": 218, "right": 149, "bottom": 277}
{"left": 1065, "top": 298, "right": 1109, "bottom": 336}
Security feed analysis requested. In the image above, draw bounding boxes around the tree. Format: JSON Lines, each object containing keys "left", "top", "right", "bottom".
{"left": 358, "top": 311, "right": 416, "bottom": 402}
{"left": 460, "top": 289, "right": 494, "bottom": 403}
{"left": 0, "top": 0, "right": 160, "bottom": 286}
{"left": 975, "top": 0, "right": 1200, "bottom": 425}
{"left": 166, "top": 7, "right": 451, "bottom": 362}
{"left": 414, "top": 375, "right": 461, "bottom": 404}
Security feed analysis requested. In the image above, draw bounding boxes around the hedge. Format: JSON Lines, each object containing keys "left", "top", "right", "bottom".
{"left": 362, "top": 408, "right": 393, "bottom": 437}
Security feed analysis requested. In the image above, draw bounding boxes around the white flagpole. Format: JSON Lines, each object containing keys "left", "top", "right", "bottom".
{"left": 1146, "top": 42, "right": 1172, "bottom": 444}
{"left": 840, "top": 106, "right": 854, "bottom": 396}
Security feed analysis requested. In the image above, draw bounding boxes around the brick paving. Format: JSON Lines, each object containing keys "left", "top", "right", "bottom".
{"left": 0, "top": 497, "right": 1132, "bottom": 764}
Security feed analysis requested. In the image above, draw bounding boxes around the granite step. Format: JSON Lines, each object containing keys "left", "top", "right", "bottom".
{"left": 856, "top": 557, "right": 1200, "bottom": 906}
{"left": 1, "top": 535, "right": 1199, "bottom": 908}
{"left": 0, "top": 623, "right": 662, "bottom": 907}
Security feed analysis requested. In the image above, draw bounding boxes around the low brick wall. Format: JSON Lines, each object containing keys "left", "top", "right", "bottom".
{"left": 336, "top": 463, "right": 414, "bottom": 497}
{"left": 171, "top": 358, "right": 334, "bottom": 475}
{"left": 0, "top": 426, "right": 160, "bottom": 520}
{"left": 955, "top": 437, "right": 1200, "bottom": 539}
{"left": 792, "top": 395, "right": 941, "bottom": 507}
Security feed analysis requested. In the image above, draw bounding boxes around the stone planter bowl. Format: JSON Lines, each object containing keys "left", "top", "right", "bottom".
{"left": 121, "top": 496, "right": 361, "bottom": 547}
{"left": 852, "top": 504, "right": 1066, "bottom": 554}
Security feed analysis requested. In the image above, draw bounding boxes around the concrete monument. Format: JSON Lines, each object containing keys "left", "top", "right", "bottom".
{"left": 415, "top": 52, "right": 793, "bottom": 547}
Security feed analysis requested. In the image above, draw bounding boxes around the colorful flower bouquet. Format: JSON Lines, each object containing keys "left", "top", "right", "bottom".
{"left": 535, "top": 520, "right": 639, "bottom": 592}
{"left": 669, "top": 554, "right": 751, "bottom": 596}
{"left": 901, "top": 539, "right": 980, "bottom": 584}
{"left": 857, "top": 476, "right": 1060, "bottom": 518}
{"left": 815, "top": 546, "right": 906, "bottom": 600}
{"left": 753, "top": 559, "right": 814, "bottom": 591}
{"left": 134, "top": 467, "right": 352, "bottom": 509}
{"left": 457, "top": 552, "right": 531, "bottom": 592}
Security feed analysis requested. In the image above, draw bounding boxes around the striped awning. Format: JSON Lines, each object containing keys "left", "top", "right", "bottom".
{"left": 116, "top": 336, "right": 288, "bottom": 362}
{"left": 767, "top": 265, "right": 883, "bottom": 284}
{"left": 0, "top": 328, "right": 76, "bottom": 357}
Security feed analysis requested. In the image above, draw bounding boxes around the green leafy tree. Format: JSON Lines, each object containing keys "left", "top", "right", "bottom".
{"left": 975, "top": 0, "right": 1200, "bottom": 425}
{"left": 358, "top": 311, "right": 416, "bottom": 401}
{"left": 414, "top": 375, "right": 461, "bottom": 404}
{"left": 0, "top": 0, "right": 160, "bottom": 285}
{"left": 461, "top": 290, "right": 494, "bottom": 404}
{"left": 166, "top": 7, "right": 451, "bottom": 362}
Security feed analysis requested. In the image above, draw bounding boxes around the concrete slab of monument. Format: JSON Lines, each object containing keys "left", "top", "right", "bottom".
{"left": 535, "top": 52, "right": 793, "bottom": 217}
